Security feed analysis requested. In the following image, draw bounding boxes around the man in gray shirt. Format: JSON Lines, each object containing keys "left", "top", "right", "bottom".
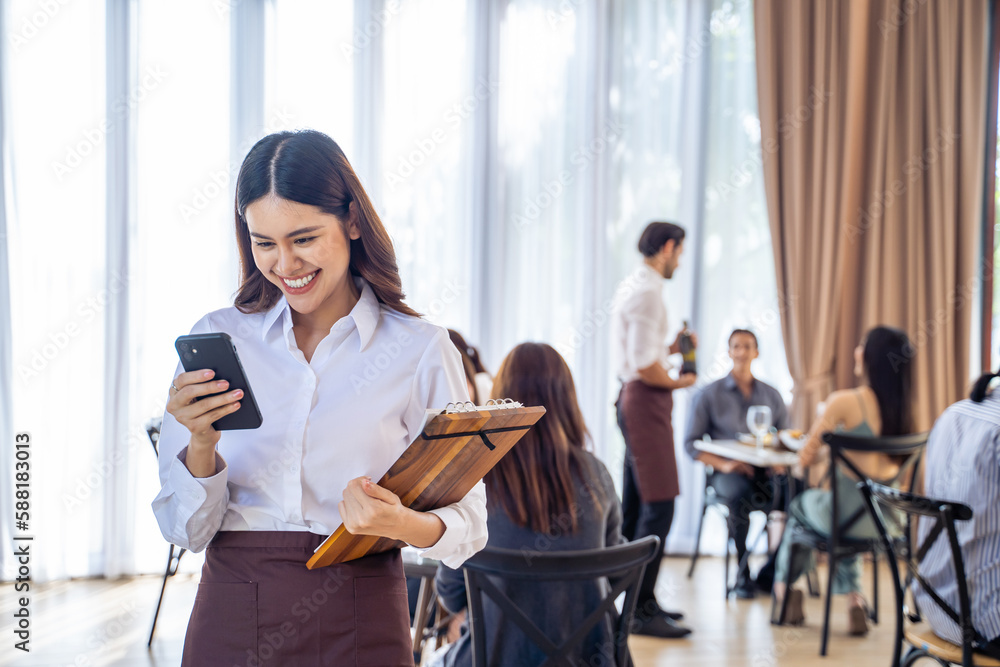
{"left": 684, "top": 329, "right": 790, "bottom": 598}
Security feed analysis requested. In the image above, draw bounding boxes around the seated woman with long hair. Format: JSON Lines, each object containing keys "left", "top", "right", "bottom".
{"left": 772, "top": 326, "right": 915, "bottom": 636}
{"left": 432, "top": 342, "right": 623, "bottom": 667}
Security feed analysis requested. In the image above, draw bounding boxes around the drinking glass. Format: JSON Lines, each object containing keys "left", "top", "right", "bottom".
{"left": 747, "top": 405, "right": 773, "bottom": 451}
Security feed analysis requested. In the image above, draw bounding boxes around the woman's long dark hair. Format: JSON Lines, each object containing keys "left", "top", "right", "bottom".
{"left": 232, "top": 130, "right": 418, "bottom": 317}
{"left": 486, "top": 343, "right": 601, "bottom": 534}
{"left": 862, "top": 326, "right": 914, "bottom": 435}
{"left": 970, "top": 370, "right": 999, "bottom": 402}
{"left": 447, "top": 329, "right": 489, "bottom": 376}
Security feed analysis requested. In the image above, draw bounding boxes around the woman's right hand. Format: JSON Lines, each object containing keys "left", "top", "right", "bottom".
{"left": 167, "top": 369, "right": 243, "bottom": 449}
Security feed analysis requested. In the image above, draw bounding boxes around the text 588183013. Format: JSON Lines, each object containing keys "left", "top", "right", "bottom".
{"left": 13, "top": 432, "right": 32, "bottom": 653}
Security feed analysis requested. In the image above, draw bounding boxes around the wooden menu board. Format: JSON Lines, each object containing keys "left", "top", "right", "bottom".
{"left": 306, "top": 401, "right": 546, "bottom": 569}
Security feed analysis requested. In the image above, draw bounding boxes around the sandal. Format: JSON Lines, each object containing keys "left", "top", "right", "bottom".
{"left": 848, "top": 603, "right": 870, "bottom": 636}
{"left": 772, "top": 588, "right": 805, "bottom": 626}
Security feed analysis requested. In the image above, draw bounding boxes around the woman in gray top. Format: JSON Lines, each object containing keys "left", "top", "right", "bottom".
{"left": 433, "top": 342, "right": 624, "bottom": 667}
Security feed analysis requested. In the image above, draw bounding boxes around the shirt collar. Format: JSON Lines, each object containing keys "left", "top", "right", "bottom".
{"left": 349, "top": 276, "right": 381, "bottom": 352}
{"left": 261, "top": 295, "right": 289, "bottom": 341}
{"left": 634, "top": 263, "right": 664, "bottom": 286}
{"left": 259, "top": 275, "right": 382, "bottom": 352}
{"left": 724, "top": 372, "right": 754, "bottom": 393}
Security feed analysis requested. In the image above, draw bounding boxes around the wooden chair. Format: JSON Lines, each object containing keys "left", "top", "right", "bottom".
{"left": 860, "top": 481, "right": 1000, "bottom": 667}
{"left": 462, "top": 536, "right": 660, "bottom": 667}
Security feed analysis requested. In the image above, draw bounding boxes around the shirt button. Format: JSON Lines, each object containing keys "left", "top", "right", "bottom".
{"left": 290, "top": 465, "right": 298, "bottom": 473}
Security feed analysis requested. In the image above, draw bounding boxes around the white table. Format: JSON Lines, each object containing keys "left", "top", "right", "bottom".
{"left": 693, "top": 439, "right": 800, "bottom": 468}
{"left": 693, "top": 439, "right": 803, "bottom": 597}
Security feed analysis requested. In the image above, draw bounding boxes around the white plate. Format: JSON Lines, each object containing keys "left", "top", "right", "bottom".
{"left": 779, "top": 430, "right": 807, "bottom": 452}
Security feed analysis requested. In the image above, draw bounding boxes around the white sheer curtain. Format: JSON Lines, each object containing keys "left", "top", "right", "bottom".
{"left": 380, "top": 0, "right": 473, "bottom": 331}
{"left": 129, "top": 0, "right": 233, "bottom": 575}
{"left": 0, "top": 0, "right": 14, "bottom": 580}
{"left": 2, "top": 0, "right": 107, "bottom": 580}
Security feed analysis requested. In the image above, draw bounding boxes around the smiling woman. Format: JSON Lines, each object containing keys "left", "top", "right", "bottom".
{"left": 151, "top": 129, "right": 487, "bottom": 666}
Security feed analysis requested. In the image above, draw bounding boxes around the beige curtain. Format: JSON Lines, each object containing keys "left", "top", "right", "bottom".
{"left": 755, "top": 0, "right": 990, "bottom": 431}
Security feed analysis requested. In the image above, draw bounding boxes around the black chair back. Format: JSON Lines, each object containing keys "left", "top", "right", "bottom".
{"left": 860, "top": 481, "right": 999, "bottom": 667}
{"left": 462, "top": 535, "right": 660, "bottom": 667}
{"left": 146, "top": 417, "right": 162, "bottom": 457}
{"left": 823, "top": 431, "right": 927, "bottom": 545}
{"left": 774, "top": 431, "right": 928, "bottom": 656}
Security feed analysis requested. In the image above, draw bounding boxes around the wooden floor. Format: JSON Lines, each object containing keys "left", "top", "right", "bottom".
{"left": 0, "top": 555, "right": 901, "bottom": 666}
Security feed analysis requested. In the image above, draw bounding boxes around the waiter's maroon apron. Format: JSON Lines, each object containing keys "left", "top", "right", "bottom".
{"left": 619, "top": 380, "right": 680, "bottom": 502}
{"left": 181, "top": 531, "right": 413, "bottom": 667}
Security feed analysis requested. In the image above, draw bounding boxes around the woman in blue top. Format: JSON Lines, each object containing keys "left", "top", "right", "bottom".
{"left": 772, "top": 326, "right": 914, "bottom": 636}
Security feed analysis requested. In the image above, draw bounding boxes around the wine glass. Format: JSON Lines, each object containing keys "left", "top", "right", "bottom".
{"left": 746, "top": 405, "right": 773, "bottom": 451}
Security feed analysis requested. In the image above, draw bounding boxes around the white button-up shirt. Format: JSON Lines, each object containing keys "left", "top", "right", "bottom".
{"left": 152, "top": 277, "right": 488, "bottom": 568}
{"left": 611, "top": 264, "right": 672, "bottom": 382}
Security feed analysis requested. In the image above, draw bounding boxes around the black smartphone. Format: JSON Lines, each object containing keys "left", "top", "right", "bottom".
{"left": 174, "top": 332, "right": 263, "bottom": 431}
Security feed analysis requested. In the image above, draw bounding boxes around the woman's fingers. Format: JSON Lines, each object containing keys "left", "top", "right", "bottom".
{"left": 340, "top": 477, "right": 400, "bottom": 536}
{"left": 362, "top": 479, "right": 399, "bottom": 505}
{"left": 171, "top": 369, "right": 215, "bottom": 393}
{"left": 173, "top": 388, "right": 243, "bottom": 418}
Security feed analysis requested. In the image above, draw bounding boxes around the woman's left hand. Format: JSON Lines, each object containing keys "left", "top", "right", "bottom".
{"left": 339, "top": 477, "right": 405, "bottom": 540}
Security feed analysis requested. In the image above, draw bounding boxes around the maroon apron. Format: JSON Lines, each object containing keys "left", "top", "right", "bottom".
{"left": 619, "top": 380, "right": 679, "bottom": 502}
{"left": 181, "top": 531, "right": 413, "bottom": 667}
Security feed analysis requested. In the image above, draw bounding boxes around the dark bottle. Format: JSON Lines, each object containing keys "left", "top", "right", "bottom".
{"left": 679, "top": 320, "right": 696, "bottom": 374}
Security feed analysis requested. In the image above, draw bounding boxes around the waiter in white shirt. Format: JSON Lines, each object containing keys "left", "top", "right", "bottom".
{"left": 612, "top": 221, "right": 697, "bottom": 639}
{"left": 152, "top": 130, "right": 487, "bottom": 666}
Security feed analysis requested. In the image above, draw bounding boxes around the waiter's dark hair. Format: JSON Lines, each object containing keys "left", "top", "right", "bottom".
{"left": 861, "top": 326, "right": 914, "bottom": 436}
{"left": 638, "top": 221, "right": 685, "bottom": 257}
{"left": 487, "top": 343, "right": 604, "bottom": 534}
{"left": 232, "top": 130, "right": 418, "bottom": 317}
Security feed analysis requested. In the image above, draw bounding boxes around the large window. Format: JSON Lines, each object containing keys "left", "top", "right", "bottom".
{"left": 381, "top": 0, "right": 472, "bottom": 331}
{"left": 131, "top": 0, "right": 233, "bottom": 574}
{"left": 265, "top": 0, "right": 353, "bottom": 153}
{"left": 7, "top": 0, "right": 106, "bottom": 579}
{"left": 2, "top": 0, "right": 791, "bottom": 579}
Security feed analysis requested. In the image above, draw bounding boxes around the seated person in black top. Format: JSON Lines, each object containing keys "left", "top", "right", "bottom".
{"left": 683, "top": 329, "right": 792, "bottom": 598}
{"left": 432, "top": 343, "right": 623, "bottom": 667}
